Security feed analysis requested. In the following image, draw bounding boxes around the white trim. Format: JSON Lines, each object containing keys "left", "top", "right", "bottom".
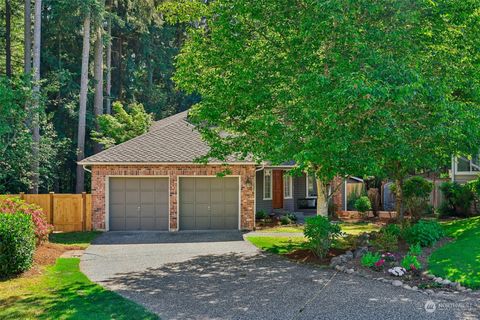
{"left": 306, "top": 173, "right": 318, "bottom": 199}
{"left": 454, "top": 156, "right": 480, "bottom": 175}
{"left": 253, "top": 172, "right": 257, "bottom": 229}
{"left": 80, "top": 161, "right": 257, "bottom": 166}
{"left": 344, "top": 179, "right": 348, "bottom": 211}
{"left": 176, "top": 175, "right": 242, "bottom": 231}
{"left": 263, "top": 169, "right": 273, "bottom": 200}
{"left": 105, "top": 175, "right": 171, "bottom": 232}
{"left": 283, "top": 173, "right": 293, "bottom": 199}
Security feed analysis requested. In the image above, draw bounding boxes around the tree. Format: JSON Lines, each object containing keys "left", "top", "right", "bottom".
{"left": 105, "top": 0, "right": 112, "bottom": 114}
{"left": 92, "top": 101, "right": 152, "bottom": 148}
{"left": 76, "top": 7, "right": 91, "bottom": 193}
{"left": 30, "top": 0, "right": 41, "bottom": 193}
{"left": 162, "top": 0, "right": 480, "bottom": 217}
{"left": 93, "top": 0, "right": 105, "bottom": 154}
{"left": 23, "top": 0, "right": 31, "bottom": 74}
{"left": 5, "top": 0, "right": 12, "bottom": 77}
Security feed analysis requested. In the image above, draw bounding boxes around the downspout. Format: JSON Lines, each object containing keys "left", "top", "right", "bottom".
{"left": 82, "top": 164, "right": 92, "bottom": 174}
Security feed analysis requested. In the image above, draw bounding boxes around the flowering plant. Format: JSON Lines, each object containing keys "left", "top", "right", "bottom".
{"left": 381, "top": 252, "right": 396, "bottom": 262}
{"left": 0, "top": 197, "right": 53, "bottom": 244}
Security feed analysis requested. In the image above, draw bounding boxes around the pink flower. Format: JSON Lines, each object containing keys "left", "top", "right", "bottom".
{"left": 375, "top": 259, "right": 385, "bottom": 267}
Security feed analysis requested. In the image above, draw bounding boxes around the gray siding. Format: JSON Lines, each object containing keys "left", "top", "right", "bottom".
{"left": 454, "top": 173, "right": 477, "bottom": 184}
{"left": 256, "top": 170, "right": 273, "bottom": 213}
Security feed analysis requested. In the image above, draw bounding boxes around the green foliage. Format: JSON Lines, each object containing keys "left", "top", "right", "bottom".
{"left": 401, "top": 254, "right": 422, "bottom": 271}
{"left": 382, "top": 224, "right": 402, "bottom": 237}
{"left": 371, "top": 231, "right": 399, "bottom": 253}
{"left": 439, "top": 182, "right": 474, "bottom": 217}
{"left": 403, "top": 220, "right": 445, "bottom": 247}
{"left": 0, "top": 214, "right": 36, "bottom": 277}
{"left": 255, "top": 210, "right": 267, "bottom": 220}
{"left": 354, "top": 196, "right": 372, "bottom": 214}
{"left": 285, "top": 213, "right": 297, "bottom": 222}
{"left": 163, "top": 0, "right": 480, "bottom": 214}
{"left": 403, "top": 177, "right": 433, "bottom": 199}
{"left": 280, "top": 216, "right": 291, "bottom": 225}
{"left": 360, "top": 252, "right": 382, "bottom": 268}
{"left": 303, "top": 216, "right": 342, "bottom": 258}
{"left": 92, "top": 102, "right": 153, "bottom": 148}
{"left": 408, "top": 243, "right": 422, "bottom": 256}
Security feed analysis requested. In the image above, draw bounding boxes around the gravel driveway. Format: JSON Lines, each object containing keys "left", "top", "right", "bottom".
{"left": 80, "top": 232, "right": 479, "bottom": 320}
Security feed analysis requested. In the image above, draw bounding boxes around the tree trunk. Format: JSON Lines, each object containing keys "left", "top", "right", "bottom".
{"left": 105, "top": 1, "right": 112, "bottom": 114}
{"left": 5, "top": 0, "right": 12, "bottom": 77}
{"left": 316, "top": 178, "right": 328, "bottom": 217}
{"left": 394, "top": 178, "right": 405, "bottom": 221}
{"left": 30, "top": 0, "right": 42, "bottom": 194}
{"left": 76, "top": 11, "right": 91, "bottom": 194}
{"left": 93, "top": 19, "right": 104, "bottom": 154}
{"left": 24, "top": 0, "right": 32, "bottom": 74}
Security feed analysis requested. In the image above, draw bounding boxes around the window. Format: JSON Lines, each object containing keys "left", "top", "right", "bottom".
{"left": 456, "top": 156, "right": 480, "bottom": 173}
{"left": 306, "top": 173, "right": 317, "bottom": 198}
{"left": 263, "top": 169, "right": 272, "bottom": 200}
{"left": 284, "top": 173, "right": 293, "bottom": 199}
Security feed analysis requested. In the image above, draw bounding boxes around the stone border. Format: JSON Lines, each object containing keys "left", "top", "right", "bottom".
{"left": 331, "top": 250, "right": 477, "bottom": 298}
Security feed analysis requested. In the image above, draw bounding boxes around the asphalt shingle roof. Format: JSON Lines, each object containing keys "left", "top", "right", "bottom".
{"left": 79, "top": 111, "right": 254, "bottom": 164}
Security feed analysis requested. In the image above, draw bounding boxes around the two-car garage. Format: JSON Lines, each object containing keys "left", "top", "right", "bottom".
{"left": 108, "top": 177, "right": 240, "bottom": 231}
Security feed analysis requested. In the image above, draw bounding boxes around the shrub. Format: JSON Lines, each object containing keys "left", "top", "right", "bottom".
{"left": 439, "top": 182, "right": 474, "bottom": 217}
{"left": 403, "top": 177, "right": 433, "bottom": 220}
{"left": 354, "top": 196, "right": 371, "bottom": 216}
{"left": 0, "top": 197, "right": 52, "bottom": 243}
{"left": 403, "top": 220, "right": 445, "bottom": 247}
{"left": 401, "top": 254, "right": 422, "bottom": 271}
{"left": 256, "top": 210, "right": 267, "bottom": 220}
{"left": 0, "top": 214, "right": 36, "bottom": 277}
{"left": 408, "top": 243, "right": 422, "bottom": 256}
{"left": 304, "top": 216, "right": 342, "bottom": 258}
{"left": 280, "top": 216, "right": 291, "bottom": 225}
{"left": 286, "top": 212, "right": 297, "bottom": 222}
{"left": 371, "top": 231, "right": 399, "bottom": 252}
{"left": 361, "top": 251, "right": 382, "bottom": 268}
{"left": 382, "top": 223, "right": 402, "bottom": 237}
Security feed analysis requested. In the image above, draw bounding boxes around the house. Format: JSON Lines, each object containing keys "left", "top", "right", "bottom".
{"left": 79, "top": 111, "right": 347, "bottom": 232}
{"left": 451, "top": 156, "right": 480, "bottom": 184}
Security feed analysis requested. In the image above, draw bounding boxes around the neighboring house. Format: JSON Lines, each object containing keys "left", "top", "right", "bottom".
{"left": 451, "top": 156, "right": 480, "bottom": 184}
{"left": 79, "top": 111, "right": 348, "bottom": 232}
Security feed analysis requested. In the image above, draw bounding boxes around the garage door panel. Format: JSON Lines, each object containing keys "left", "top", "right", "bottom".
{"left": 109, "top": 177, "right": 169, "bottom": 231}
{"left": 179, "top": 177, "right": 239, "bottom": 230}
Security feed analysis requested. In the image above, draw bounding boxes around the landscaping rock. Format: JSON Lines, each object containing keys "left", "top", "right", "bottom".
{"left": 388, "top": 267, "right": 407, "bottom": 277}
{"left": 434, "top": 277, "right": 443, "bottom": 283}
{"left": 412, "top": 286, "right": 418, "bottom": 291}
{"left": 345, "top": 251, "right": 354, "bottom": 260}
{"left": 426, "top": 274, "right": 435, "bottom": 280}
{"left": 346, "top": 268, "right": 355, "bottom": 274}
{"left": 441, "top": 279, "right": 451, "bottom": 286}
{"left": 426, "top": 289, "right": 434, "bottom": 294}
{"left": 403, "top": 285, "right": 412, "bottom": 290}
{"left": 335, "top": 265, "right": 345, "bottom": 272}
{"left": 329, "top": 256, "right": 344, "bottom": 267}
{"left": 392, "top": 280, "right": 403, "bottom": 287}
{"left": 353, "top": 247, "right": 368, "bottom": 258}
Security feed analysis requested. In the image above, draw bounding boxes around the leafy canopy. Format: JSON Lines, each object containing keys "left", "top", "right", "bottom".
{"left": 92, "top": 101, "right": 153, "bottom": 148}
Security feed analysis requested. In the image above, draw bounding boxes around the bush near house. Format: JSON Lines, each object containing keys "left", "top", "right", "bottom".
{"left": 0, "top": 197, "right": 52, "bottom": 243}
{"left": 354, "top": 196, "right": 372, "bottom": 217}
{"left": 439, "top": 181, "right": 475, "bottom": 217}
{"left": 403, "top": 220, "right": 445, "bottom": 247}
{"left": 303, "top": 216, "right": 342, "bottom": 258}
{"left": 0, "top": 214, "right": 36, "bottom": 277}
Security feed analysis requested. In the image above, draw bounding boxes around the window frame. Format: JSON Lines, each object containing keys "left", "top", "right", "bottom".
{"left": 306, "top": 173, "right": 317, "bottom": 198}
{"left": 263, "top": 169, "right": 273, "bottom": 200}
{"left": 455, "top": 156, "right": 480, "bottom": 175}
{"left": 284, "top": 173, "right": 293, "bottom": 199}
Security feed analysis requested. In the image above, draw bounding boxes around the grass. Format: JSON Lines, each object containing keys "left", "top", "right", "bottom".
{"left": 259, "top": 222, "right": 380, "bottom": 235}
{"left": 428, "top": 216, "right": 480, "bottom": 289}
{"left": 247, "top": 236, "right": 307, "bottom": 254}
{"left": 49, "top": 232, "right": 102, "bottom": 249}
{"left": 0, "top": 258, "right": 158, "bottom": 320}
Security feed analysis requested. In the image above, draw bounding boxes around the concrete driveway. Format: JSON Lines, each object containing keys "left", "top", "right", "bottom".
{"left": 81, "top": 232, "right": 480, "bottom": 320}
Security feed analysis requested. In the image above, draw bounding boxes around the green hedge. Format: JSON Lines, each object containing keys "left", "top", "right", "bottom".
{"left": 0, "top": 214, "right": 36, "bottom": 277}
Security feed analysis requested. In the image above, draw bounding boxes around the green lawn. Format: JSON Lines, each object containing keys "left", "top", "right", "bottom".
{"left": 247, "top": 236, "right": 307, "bottom": 254}
{"left": 429, "top": 216, "right": 480, "bottom": 289}
{"left": 259, "top": 222, "right": 380, "bottom": 235}
{"left": 0, "top": 258, "right": 158, "bottom": 320}
{"left": 49, "top": 232, "right": 102, "bottom": 249}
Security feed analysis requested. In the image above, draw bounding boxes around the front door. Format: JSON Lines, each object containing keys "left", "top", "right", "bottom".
{"left": 272, "top": 170, "right": 284, "bottom": 209}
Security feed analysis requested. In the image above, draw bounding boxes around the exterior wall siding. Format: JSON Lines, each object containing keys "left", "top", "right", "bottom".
{"left": 91, "top": 164, "right": 256, "bottom": 231}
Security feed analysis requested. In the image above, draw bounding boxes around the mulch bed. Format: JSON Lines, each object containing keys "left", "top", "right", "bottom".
{"left": 285, "top": 248, "right": 346, "bottom": 265}
{"left": 21, "top": 242, "right": 83, "bottom": 278}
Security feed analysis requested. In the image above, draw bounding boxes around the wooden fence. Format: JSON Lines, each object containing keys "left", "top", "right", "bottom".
{"left": 1, "top": 193, "right": 92, "bottom": 232}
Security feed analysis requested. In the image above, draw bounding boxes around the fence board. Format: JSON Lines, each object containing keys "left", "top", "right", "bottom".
{"left": 0, "top": 193, "right": 92, "bottom": 232}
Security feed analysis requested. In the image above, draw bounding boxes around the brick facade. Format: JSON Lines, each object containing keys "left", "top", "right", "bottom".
{"left": 91, "top": 164, "right": 257, "bottom": 231}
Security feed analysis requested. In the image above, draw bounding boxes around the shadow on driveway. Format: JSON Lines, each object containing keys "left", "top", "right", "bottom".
{"left": 93, "top": 231, "right": 246, "bottom": 245}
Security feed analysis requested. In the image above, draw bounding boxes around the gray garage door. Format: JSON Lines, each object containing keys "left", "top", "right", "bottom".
{"left": 109, "top": 177, "right": 169, "bottom": 231}
{"left": 179, "top": 177, "right": 239, "bottom": 230}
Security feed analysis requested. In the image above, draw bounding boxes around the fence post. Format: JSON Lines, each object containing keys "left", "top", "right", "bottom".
{"left": 82, "top": 192, "right": 87, "bottom": 231}
{"left": 49, "top": 192, "right": 55, "bottom": 225}
{"left": 20, "top": 192, "right": 25, "bottom": 200}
